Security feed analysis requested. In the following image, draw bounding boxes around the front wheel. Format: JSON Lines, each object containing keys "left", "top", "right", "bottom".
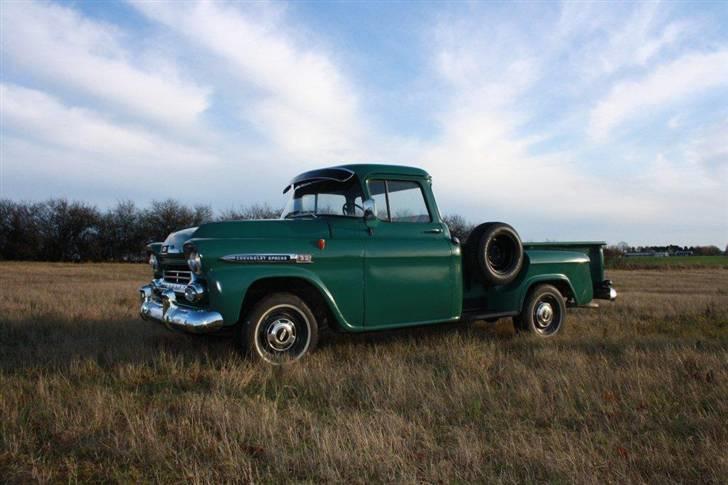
{"left": 239, "top": 293, "right": 319, "bottom": 364}
{"left": 514, "top": 284, "right": 565, "bottom": 337}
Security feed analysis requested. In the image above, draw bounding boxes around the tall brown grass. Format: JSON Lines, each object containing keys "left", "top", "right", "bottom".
{"left": 1, "top": 262, "right": 727, "bottom": 483}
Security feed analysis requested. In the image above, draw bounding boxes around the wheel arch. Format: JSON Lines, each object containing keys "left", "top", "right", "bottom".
{"left": 519, "top": 274, "right": 576, "bottom": 309}
{"left": 238, "top": 275, "right": 344, "bottom": 332}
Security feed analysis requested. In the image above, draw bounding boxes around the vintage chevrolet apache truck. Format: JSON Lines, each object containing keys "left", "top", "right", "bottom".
{"left": 140, "top": 164, "right": 616, "bottom": 364}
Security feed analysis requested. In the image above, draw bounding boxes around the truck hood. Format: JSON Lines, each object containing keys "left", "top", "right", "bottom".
{"left": 190, "top": 219, "right": 331, "bottom": 240}
{"left": 162, "top": 227, "right": 198, "bottom": 254}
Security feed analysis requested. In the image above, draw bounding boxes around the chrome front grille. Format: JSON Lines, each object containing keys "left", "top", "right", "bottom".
{"left": 163, "top": 270, "right": 192, "bottom": 285}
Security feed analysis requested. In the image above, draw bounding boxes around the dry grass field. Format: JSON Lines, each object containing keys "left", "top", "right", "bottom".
{"left": 607, "top": 255, "right": 728, "bottom": 270}
{"left": 1, "top": 262, "right": 727, "bottom": 483}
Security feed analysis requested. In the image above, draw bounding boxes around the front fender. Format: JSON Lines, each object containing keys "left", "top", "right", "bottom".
{"left": 205, "top": 264, "right": 352, "bottom": 329}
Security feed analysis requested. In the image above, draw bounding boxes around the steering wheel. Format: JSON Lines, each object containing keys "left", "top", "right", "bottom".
{"left": 342, "top": 202, "right": 364, "bottom": 215}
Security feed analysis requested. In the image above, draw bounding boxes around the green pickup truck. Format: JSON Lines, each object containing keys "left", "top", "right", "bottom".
{"left": 140, "top": 164, "right": 616, "bottom": 363}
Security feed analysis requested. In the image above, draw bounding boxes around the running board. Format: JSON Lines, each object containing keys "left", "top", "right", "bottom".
{"left": 461, "top": 310, "right": 519, "bottom": 322}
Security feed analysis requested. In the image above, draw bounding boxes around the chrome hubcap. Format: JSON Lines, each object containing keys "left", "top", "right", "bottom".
{"left": 535, "top": 302, "right": 554, "bottom": 328}
{"left": 266, "top": 318, "right": 296, "bottom": 351}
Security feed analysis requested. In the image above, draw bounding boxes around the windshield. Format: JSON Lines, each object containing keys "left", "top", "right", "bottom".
{"left": 281, "top": 178, "right": 365, "bottom": 219}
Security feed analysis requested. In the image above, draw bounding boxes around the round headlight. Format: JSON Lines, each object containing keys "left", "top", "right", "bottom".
{"left": 149, "top": 254, "right": 159, "bottom": 271}
{"left": 187, "top": 251, "right": 202, "bottom": 274}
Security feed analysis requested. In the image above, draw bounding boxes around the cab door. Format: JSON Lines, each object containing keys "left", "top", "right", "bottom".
{"left": 364, "top": 179, "right": 455, "bottom": 327}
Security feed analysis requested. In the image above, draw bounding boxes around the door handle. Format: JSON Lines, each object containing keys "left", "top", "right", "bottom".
{"left": 424, "top": 228, "right": 443, "bottom": 234}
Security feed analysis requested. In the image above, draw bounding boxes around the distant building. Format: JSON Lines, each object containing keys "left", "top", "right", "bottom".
{"left": 624, "top": 250, "right": 669, "bottom": 257}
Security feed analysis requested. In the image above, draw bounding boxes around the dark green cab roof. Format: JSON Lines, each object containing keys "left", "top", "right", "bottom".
{"left": 334, "top": 164, "right": 430, "bottom": 180}
{"left": 284, "top": 164, "right": 430, "bottom": 193}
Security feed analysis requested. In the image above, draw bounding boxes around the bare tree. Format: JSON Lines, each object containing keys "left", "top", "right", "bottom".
{"left": 442, "top": 214, "right": 474, "bottom": 241}
{"left": 99, "top": 201, "right": 145, "bottom": 261}
{"left": 3, "top": 200, "right": 48, "bottom": 260}
{"left": 142, "top": 199, "right": 197, "bottom": 242}
{"left": 218, "top": 203, "right": 281, "bottom": 221}
{"left": 36, "top": 199, "right": 101, "bottom": 261}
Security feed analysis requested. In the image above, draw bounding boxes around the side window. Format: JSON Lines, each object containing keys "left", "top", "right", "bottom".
{"left": 387, "top": 181, "right": 431, "bottom": 223}
{"left": 366, "top": 179, "right": 431, "bottom": 223}
{"left": 367, "top": 180, "right": 390, "bottom": 220}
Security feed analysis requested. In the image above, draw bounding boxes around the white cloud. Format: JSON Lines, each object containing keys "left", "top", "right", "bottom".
{"left": 594, "top": 2, "right": 687, "bottom": 74}
{"left": 637, "top": 151, "right": 727, "bottom": 232}
{"left": 414, "top": 3, "right": 728, "bottom": 243}
{"left": 557, "top": 1, "right": 689, "bottom": 80}
{"left": 0, "top": 83, "right": 216, "bottom": 167}
{"left": 420, "top": 108, "right": 657, "bottom": 223}
{"left": 685, "top": 120, "right": 728, "bottom": 175}
{"left": 415, "top": 19, "right": 660, "bottom": 225}
{"left": 432, "top": 14, "right": 543, "bottom": 104}
{"left": 128, "top": 0, "right": 367, "bottom": 160}
{"left": 0, "top": 0, "right": 210, "bottom": 128}
{"left": 667, "top": 115, "right": 682, "bottom": 129}
{"left": 0, "top": 0, "right": 725, "bottom": 244}
{"left": 633, "top": 21, "right": 686, "bottom": 66}
{"left": 589, "top": 49, "right": 728, "bottom": 140}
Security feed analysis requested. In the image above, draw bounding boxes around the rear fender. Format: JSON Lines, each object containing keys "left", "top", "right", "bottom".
{"left": 524, "top": 242, "right": 606, "bottom": 290}
{"left": 519, "top": 274, "right": 578, "bottom": 310}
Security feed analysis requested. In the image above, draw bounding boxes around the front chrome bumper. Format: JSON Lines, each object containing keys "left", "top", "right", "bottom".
{"left": 139, "top": 282, "right": 224, "bottom": 334}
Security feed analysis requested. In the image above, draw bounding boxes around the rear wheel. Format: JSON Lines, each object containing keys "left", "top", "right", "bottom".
{"left": 239, "top": 292, "right": 319, "bottom": 364}
{"left": 514, "top": 284, "right": 565, "bottom": 337}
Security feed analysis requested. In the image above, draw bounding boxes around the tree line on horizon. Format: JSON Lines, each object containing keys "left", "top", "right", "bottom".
{"left": 0, "top": 198, "right": 281, "bottom": 262}
{"left": 0, "top": 198, "right": 724, "bottom": 262}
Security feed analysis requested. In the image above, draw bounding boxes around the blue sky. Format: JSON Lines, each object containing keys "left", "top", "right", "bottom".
{"left": 1, "top": 0, "right": 726, "bottom": 246}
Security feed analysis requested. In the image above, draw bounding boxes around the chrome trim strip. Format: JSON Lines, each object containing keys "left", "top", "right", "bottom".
{"left": 151, "top": 277, "right": 188, "bottom": 293}
{"left": 220, "top": 253, "right": 313, "bottom": 264}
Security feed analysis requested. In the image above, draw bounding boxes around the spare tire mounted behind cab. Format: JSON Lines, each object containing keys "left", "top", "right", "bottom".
{"left": 465, "top": 222, "right": 524, "bottom": 286}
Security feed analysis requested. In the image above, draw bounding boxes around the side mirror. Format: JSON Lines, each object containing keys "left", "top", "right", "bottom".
{"left": 362, "top": 199, "right": 379, "bottom": 229}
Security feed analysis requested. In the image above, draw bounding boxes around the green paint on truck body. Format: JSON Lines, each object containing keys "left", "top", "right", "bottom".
{"left": 147, "top": 164, "right": 610, "bottom": 332}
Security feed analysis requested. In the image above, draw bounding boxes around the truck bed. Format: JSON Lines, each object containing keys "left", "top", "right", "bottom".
{"left": 462, "top": 241, "right": 611, "bottom": 318}
{"left": 523, "top": 241, "right": 607, "bottom": 290}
